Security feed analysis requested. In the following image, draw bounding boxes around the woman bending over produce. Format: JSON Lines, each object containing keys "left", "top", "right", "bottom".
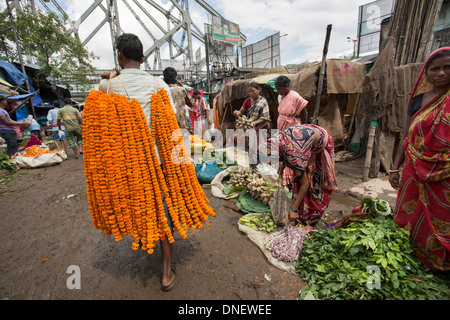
{"left": 267, "top": 124, "right": 338, "bottom": 231}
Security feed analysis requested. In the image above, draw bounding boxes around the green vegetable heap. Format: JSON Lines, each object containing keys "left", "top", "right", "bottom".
{"left": 295, "top": 214, "right": 450, "bottom": 300}
{"left": 240, "top": 213, "right": 278, "bottom": 233}
{"left": 0, "top": 151, "right": 17, "bottom": 172}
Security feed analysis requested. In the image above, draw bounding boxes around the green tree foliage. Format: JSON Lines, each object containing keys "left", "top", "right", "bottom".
{"left": 0, "top": 8, "right": 97, "bottom": 91}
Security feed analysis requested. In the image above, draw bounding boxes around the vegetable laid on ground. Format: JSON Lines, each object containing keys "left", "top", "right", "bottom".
{"left": 239, "top": 213, "right": 278, "bottom": 233}
{"left": 295, "top": 213, "right": 450, "bottom": 300}
{"left": 265, "top": 225, "right": 306, "bottom": 262}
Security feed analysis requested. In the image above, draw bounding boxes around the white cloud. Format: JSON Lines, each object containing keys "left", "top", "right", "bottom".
{"left": 51, "top": 0, "right": 371, "bottom": 68}
{"left": 207, "top": 0, "right": 369, "bottom": 63}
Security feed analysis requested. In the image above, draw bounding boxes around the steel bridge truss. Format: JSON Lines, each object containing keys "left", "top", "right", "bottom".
{"left": 64, "top": 0, "right": 245, "bottom": 73}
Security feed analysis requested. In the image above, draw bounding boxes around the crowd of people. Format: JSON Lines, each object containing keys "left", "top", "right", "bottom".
{"left": 0, "top": 95, "right": 83, "bottom": 159}
{"left": 1, "top": 32, "right": 448, "bottom": 288}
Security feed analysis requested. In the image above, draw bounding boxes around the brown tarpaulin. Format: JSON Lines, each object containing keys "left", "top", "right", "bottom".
{"left": 216, "top": 60, "right": 366, "bottom": 142}
{"left": 356, "top": 37, "right": 425, "bottom": 177}
{"left": 326, "top": 59, "right": 366, "bottom": 94}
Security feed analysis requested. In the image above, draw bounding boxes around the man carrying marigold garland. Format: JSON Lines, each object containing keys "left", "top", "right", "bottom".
{"left": 99, "top": 33, "right": 178, "bottom": 292}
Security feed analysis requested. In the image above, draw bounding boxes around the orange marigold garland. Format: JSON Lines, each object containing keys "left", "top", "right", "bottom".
{"left": 83, "top": 88, "right": 215, "bottom": 254}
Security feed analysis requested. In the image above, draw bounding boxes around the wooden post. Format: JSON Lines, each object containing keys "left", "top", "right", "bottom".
{"left": 344, "top": 93, "right": 361, "bottom": 150}
{"left": 363, "top": 121, "right": 378, "bottom": 181}
{"left": 312, "top": 24, "right": 332, "bottom": 125}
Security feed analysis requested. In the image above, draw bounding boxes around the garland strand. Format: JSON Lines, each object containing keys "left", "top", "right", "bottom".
{"left": 83, "top": 88, "right": 215, "bottom": 254}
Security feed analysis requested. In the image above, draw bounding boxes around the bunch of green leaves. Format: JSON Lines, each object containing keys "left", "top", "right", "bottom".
{"left": 0, "top": 151, "right": 17, "bottom": 172}
{"left": 295, "top": 214, "right": 449, "bottom": 300}
{"left": 203, "top": 150, "right": 238, "bottom": 169}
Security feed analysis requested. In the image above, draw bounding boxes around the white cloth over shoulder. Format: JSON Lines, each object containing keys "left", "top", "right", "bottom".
{"left": 99, "top": 68, "right": 176, "bottom": 163}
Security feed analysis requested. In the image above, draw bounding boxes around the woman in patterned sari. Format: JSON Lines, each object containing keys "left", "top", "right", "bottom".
{"left": 389, "top": 47, "right": 450, "bottom": 271}
{"left": 268, "top": 124, "right": 338, "bottom": 231}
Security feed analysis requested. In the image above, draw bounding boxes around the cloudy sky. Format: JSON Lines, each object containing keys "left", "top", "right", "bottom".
{"left": 30, "top": 0, "right": 375, "bottom": 69}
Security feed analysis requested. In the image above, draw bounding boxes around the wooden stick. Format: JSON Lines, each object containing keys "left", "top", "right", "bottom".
{"left": 312, "top": 24, "right": 332, "bottom": 125}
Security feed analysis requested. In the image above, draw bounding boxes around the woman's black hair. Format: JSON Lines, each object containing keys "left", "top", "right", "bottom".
{"left": 249, "top": 82, "right": 261, "bottom": 90}
{"left": 274, "top": 75, "right": 290, "bottom": 87}
{"left": 163, "top": 67, "right": 178, "bottom": 84}
{"left": 425, "top": 49, "right": 450, "bottom": 71}
{"left": 193, "top": 90, "right": 201, "bottom": 95}
{"left": 115, "top": 33, "right": 144, "bottom": 62}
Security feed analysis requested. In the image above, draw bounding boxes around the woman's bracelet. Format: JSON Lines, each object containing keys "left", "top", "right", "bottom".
{"left": 389, "top": 169, "right": 400, "bottom": 174}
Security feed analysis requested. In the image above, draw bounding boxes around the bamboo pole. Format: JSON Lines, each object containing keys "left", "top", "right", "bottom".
{"left": 363, "top": 121, "right": 378, "bottom": 181}
{"left": 312, "top": 24, "right": 332, "bottom": 125}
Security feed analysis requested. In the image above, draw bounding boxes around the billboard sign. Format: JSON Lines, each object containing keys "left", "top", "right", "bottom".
{"left": 242, "top": 32, "right": 281, "bottom": 69}
{"left": 212, "top": 16, "right": 241, "bottom": 45}
{"left": 357, "top": 0, "right": 395, "bottom": 55}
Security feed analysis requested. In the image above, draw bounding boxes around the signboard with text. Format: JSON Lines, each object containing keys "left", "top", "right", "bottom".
{"left": 212, "top": 16, "right": 241, "bottom": 45}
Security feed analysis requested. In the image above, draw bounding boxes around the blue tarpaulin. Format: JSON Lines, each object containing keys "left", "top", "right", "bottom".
{"left": 0, "top": 60, "right": 44, "bottom": 106}
{"left": 3, "top": 92, "right": 36, "bottom": 101}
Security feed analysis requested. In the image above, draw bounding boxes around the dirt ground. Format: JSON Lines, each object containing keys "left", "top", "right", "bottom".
{"left": 0, "top": 155, "right": 368, "bottom": 300}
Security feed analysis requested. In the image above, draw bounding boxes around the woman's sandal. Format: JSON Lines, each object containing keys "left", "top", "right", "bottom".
{"left": 161, "top": 263, "right": 177, "bottom": 292}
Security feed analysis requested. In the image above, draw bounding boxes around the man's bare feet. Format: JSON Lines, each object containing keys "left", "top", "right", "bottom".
{"left": 161, "top": 263, "right": 177, "bottom": 291}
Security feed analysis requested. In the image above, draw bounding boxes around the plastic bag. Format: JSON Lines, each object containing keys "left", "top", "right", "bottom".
{"left": 238, "top": 213, "right": 296, "bottom": 275}
{"left": 13, "top": 149, "right": 67, "bottom": 168}
{"left": 210, "top": 166, "right": 242, "bottom": 200}
{"left": 195, "top": 160, "right": 224, "bottom": 184}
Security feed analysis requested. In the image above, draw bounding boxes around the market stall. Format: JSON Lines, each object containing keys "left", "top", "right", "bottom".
{"left": 214, "top": 59, "right": 367, "bottom": 147}
{"left": 196, "top": 140, "right": 448, "bottom": 299}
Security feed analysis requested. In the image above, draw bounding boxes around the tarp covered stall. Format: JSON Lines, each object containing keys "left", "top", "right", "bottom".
{"left": 215, "top": 59, "right": 367, "bottom": 146}
{"left": 357, "top": 37, "right": 424, "bottom": 178}
{"left": 0, "top": 60, "right": 43, "bottom": 106}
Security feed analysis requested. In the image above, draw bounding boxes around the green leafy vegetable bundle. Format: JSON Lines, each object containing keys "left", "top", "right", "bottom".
{"left": 295, "top": 214, "right": 449, "bottom": 300}
{"left": 0, "top": 151, "right": 17, "bottom": 171}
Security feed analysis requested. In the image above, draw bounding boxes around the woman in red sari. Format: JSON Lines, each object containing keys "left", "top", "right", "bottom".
{"left": 389, "top": 47, "right": 450, "bottom": 271}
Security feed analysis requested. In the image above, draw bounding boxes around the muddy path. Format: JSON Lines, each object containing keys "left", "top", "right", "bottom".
{"left": 0, "top": 156, "right": 367, "bottom": 300}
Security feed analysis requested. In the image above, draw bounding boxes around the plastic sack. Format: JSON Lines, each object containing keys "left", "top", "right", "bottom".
{"left": 13, "top": 149, "right": 67, "bottom": 168}
{"left": 210, "top": 166, "right": 242, "bottom": 200}
{"left": 238, "top": 213, "right": 296, "bottom": 275}
{"left": 195, "top": 160, "right": 224, "bottom": 184}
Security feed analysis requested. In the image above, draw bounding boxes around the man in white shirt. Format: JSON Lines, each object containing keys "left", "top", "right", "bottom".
{"left": 47, "top": 100, "right": 68, "bottom": 154}
{"left": 99, "top": 33, "right": 177, "bottom": 292}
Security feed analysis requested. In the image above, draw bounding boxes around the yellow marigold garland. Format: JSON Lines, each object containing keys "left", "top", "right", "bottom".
{"left": 22, "top": 145, "right": 61, "bottom": 157}
{"left": 83, "top": 88, "right": 215, "bottom": 254}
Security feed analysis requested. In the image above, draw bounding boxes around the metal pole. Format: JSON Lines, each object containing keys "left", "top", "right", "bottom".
{"left": 6, "top": 0, "right": 36, "bottom": 119}
{"left": 312, "top": 24, "right": 332, "bottom": 125}
{"left": 205, "top": 33, "right": 211, "bottom": 94}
